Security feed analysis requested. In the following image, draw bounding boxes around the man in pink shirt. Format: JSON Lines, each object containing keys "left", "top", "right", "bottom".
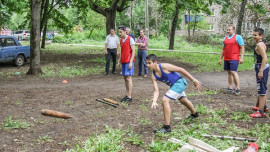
{"left": 135, "top": 29, "right": 149, "bottom": 78}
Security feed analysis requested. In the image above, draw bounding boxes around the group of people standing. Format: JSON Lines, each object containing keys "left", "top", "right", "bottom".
{"left": 103, "top": 24, "right": 268, "bottom": 134}
{"left": 219, "top": 25, "right": 268, "bottom": 118}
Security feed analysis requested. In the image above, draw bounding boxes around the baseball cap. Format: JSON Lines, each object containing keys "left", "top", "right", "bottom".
{"left": 118, "top": 25, "right": 126, "bottom": 31}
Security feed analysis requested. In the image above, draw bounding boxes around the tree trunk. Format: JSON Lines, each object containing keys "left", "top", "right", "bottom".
{"left": 169, "top": 1, "right": 179, "bottom": 50}
{"left": 193, "top": 13, "right": 197, "bottom": 36}
{"left": 88, "top": 28, "right": 95, "bottom": 38}
{"left": 27, "top": 0, "right": 42, "bottom": 75}
{"left": 40, "top": 0, "right": 49, "bottom": 34}
{"left": 105, "top": 10, "right": 116, "bottom": 35}
{"left": 41, "top": 21, "right": 47, "bottom": 48}
{"left": 167, "top": 18, "right": 170, "bottom": 39}
{"left": 188, "top": 10, "right": 191, "bottom": 37}
{"left": 236, "top": 0, "right": 247, "bottom": 35}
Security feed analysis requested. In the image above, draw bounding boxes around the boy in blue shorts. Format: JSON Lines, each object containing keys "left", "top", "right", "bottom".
{"left": 146, "top": 54, "right": 202, "bottom": 133}
{"left": 250, "top": 28, "right": 269, "bottom": 118}
{"left": 117, "top": 25, "right": 136, "bottom": 102}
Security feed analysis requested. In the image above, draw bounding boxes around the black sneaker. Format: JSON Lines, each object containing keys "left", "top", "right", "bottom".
{"left": 186, "top": 112, "right": 199, "bottom": 121}
{"left": 225, "top": 88, "right": 234, "bottom": 94}
{"left": 154, "top": 126, "right": 171, "bottom": 134}
{"left": 112, "top": 71, "right": 116, "bottom": 74}
{"left": 121, "top": 96, "right": 132, "bottom": 102}
{"left": 235, "top": 89, "right": 241, "bottom": 96}
{"left": 104, "top": 72, "right": 108, "bottom": 75}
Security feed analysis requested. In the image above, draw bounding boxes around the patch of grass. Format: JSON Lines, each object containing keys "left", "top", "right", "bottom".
{"left": 91, "top": 58, "right": 106, "bottom": 64}
{"left": 35, "top": 135, "right": 52, "bottom": 144}
{"left": 1, "top": 116, "right": 31, "bottom": 130}
{"left": 124, "top": 130, "right": 143, "bottom": 146}
{"left": 187, "top": 90, "right": 219, "bottom": 96}
{"left": 138, "top": 117, "right": 152, "bottom": 126}
{"left": 148, "top": 140, "right": 180, "bottom": 152}
{"left": 149, "top": 50, "right": 254, "bottom": 72}
{"left": 230, "top": 111, "right": 252, "bottom": 122}
{"left": 40, "top": 64, "right": 103, "bottom": 77}
{"left": 139, "top": 104, "right": 148, "bottom": 112}
{"left": 66, "top": 100, "right": 72, "bottom": 106}
{"left": 66, "top": 126, "right": 126, "bottom": 152}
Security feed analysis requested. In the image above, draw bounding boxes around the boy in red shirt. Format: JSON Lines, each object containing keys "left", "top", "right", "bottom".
{"left": 219, "top": 24, "right": 245, "bottom": 95}
{"left": 117, "top": 25, "right": 136, "bottom": 102}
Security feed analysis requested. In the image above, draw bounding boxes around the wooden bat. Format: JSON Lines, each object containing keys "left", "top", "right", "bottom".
{"left": 188, "top": 137, "right": 221, "bottom": 152}
{"left": 96, "top": 99, "right": 118, "bottom": 107}
{"left": 103, "top": 98, "right": 119, "bottom": 105}
{"left": 202, "top": 134, "right": 257, "bottom": 142}
{"left": 41, "top": 109, "right": 72, "bottom": 119}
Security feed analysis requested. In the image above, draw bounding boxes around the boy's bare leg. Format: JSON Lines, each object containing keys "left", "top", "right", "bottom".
{"left": 179, "top": 97, "right": 196, "bottom": 114}
{"left": 124, "top": 76, "right": 133, "bottom": 97}
{"left": 231, "top": 71, "right": 240, "bottom": 89}
{"left": 255, "top": 92, "right": 267, "bottom": 107}
{"left": 162, "top": 96, "right": 171, "bottom": 125}
{"left": 258, "top": 95, "right": 267, "bottom": 111}
{"left": 227, "top": 71, "right": 234, "bottom": 89}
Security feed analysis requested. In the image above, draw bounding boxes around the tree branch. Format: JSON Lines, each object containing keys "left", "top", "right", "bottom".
{"left": 89, "top": 0, "right": 106, "bottom": 16}
{"left": 117, "top": 0, "right": 133, "bottom": 12}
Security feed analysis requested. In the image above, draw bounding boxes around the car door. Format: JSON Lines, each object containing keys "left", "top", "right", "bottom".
{"left": 0, "top": 38, "right": 5, "bottom": 62}
{"left": 2, "top": 38, "right": 18, "bottom": 61}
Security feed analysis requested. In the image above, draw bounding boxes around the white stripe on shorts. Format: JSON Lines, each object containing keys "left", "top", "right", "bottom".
{"left": 165, "top": 89, "right": 186, "bottom": 100}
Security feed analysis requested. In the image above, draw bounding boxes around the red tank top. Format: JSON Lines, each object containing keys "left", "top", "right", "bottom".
{"left": 224, "top": 34, "right": 240, "bottom": 61}
{"left": 120, "top": 36, "right": 135, "bottom": 63}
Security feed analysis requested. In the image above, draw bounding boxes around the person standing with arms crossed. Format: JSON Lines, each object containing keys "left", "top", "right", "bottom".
{"left": 135, "top": 29, "right": 149, "bottom": 78}
{"left": 250, "top": 28, "right": 269, "bottom": 118}
{"left": 117, "top": 25, "right": 136, "bottom": 102}
{"left": 219, "top": 24, "right": 245, "bottom": 95}
{"left": 105, "top": 28, "right": 119, "bottom": 75}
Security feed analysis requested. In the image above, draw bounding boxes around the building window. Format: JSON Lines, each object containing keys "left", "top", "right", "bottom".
{"left": 206, "top": 24, "right": 214, "bottom": 31}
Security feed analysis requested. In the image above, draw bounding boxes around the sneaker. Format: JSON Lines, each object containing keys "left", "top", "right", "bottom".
{"left": 249, "top": 112, "right": 266, "bottom": 118}
{"left": 121, "top": 96, "right": 132, "bottom": 102}
{"left": 252, "top": 107, "right": 269, "bottom": 112}
{"left": 112, "top": 71, "right": 116, "bottom": 74}
{"left": 104, "top": 72, "right": 108, "bottom": 75}
{"left": 137, "top": 74, "right": 141, "bottom": 76}
{"left": 186, "top": 112, "right": 199, "bottom": 121}
{"left": 143, "top": 74, "right": 148, "bottom": 78}
{"left": 235, "top": 89, "right": 241, "bottom": 96}
{"left": 225, "top": 88, "right": 234, "bottom": 94}
{"left": 154, "top": 126, "right": 171, "bottom": 134}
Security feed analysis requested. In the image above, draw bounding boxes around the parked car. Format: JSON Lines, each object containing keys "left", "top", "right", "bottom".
{"left": 13, "top": 30, "right": 30, "bottom": 40}
{"left": 0, "top": 35, "right": 30, "bottom": 66}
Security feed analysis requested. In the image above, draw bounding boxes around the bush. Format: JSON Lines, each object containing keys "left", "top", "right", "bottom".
{"left": 183, "top": 33, "right": 222, "bottom": 45}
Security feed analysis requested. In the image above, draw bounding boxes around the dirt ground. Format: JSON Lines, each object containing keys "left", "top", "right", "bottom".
{"left": 0, "top": 53, "right": 269, "bottom": 152}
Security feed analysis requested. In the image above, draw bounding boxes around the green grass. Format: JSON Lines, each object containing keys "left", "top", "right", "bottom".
{"left": 40, "top": 64, "right": 103, "bottom": 77}
{"left": 1, "top": 116, "right": 31, "bottom": 130}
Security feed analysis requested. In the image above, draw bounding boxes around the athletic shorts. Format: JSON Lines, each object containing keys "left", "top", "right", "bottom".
{"left": 121, "top": 62, "right": 134, "bottom": 76}
{"left": 224, "top": 60, "right": 239, "bottom": 71}
{"left": 255, "top": 63, "right": 269, "bottom": 95}
{"left": 165, "top": 78, "right": 187, "bottom": 100}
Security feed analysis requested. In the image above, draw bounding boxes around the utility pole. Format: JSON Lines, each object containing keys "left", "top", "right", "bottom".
{"left": 145, "top": 0, "right": 149, "bottom": 37}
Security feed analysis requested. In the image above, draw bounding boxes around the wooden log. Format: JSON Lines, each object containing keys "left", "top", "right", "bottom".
{"left": 202, "top": 134, "right": 257, "bottom": 142}
{"left": 96, "top": 99, "right": 118, "bottom": 107}
{"left": 103, "top": 98, "right": 119, "bottom": 105}
{"left": 41, "top": 109, "right": 72, "bottom": 119}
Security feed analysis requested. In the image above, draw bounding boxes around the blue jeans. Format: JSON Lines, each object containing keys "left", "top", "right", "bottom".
{"left": 137, "top": 50, "right": 148, "bottom": 75}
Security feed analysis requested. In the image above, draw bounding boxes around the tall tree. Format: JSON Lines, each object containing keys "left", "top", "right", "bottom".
{"left": 236, "top": 0, "right": 247, "bottom": 35}
{"left": 169, "top": 0, "right": 179, "bottom": 50}
{"left": 27, "top": 0, "right": 42, "bottom": 75}
{"left": 88, "top": 0, "right": 133, "bottom": 34}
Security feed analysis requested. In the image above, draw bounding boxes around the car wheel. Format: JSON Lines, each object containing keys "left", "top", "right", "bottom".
{"left": 14, "top": 55, "right": 25, "bottom": 67}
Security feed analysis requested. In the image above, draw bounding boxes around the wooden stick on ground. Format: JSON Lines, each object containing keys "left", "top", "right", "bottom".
{"left": 96, "top": 99, "right": 118, "bottom": 107}
{"left": 41, "top": 109, "right": 72, "bottom": 119}
{"left": 202, "top": 134, "right": 257, "bottom": 142}
{"left": 103, "top": 98, "right": 119, "bottom": 105}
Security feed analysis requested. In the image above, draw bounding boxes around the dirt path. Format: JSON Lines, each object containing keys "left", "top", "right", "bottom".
{"left": 0, "top": 54, "right": 269, "bottom": 152}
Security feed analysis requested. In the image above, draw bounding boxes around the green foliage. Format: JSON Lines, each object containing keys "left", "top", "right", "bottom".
{"left": 66, "top": 126, "right": 126, "bottom": 152}
{"left": 1, "top": 116, "right": 31, "bottom": 130}
{"left": 41, "top": 64, "right": 103, "bottom": 78}
{"left": 148, "top": 140, "right": 180, "bottom": 152}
